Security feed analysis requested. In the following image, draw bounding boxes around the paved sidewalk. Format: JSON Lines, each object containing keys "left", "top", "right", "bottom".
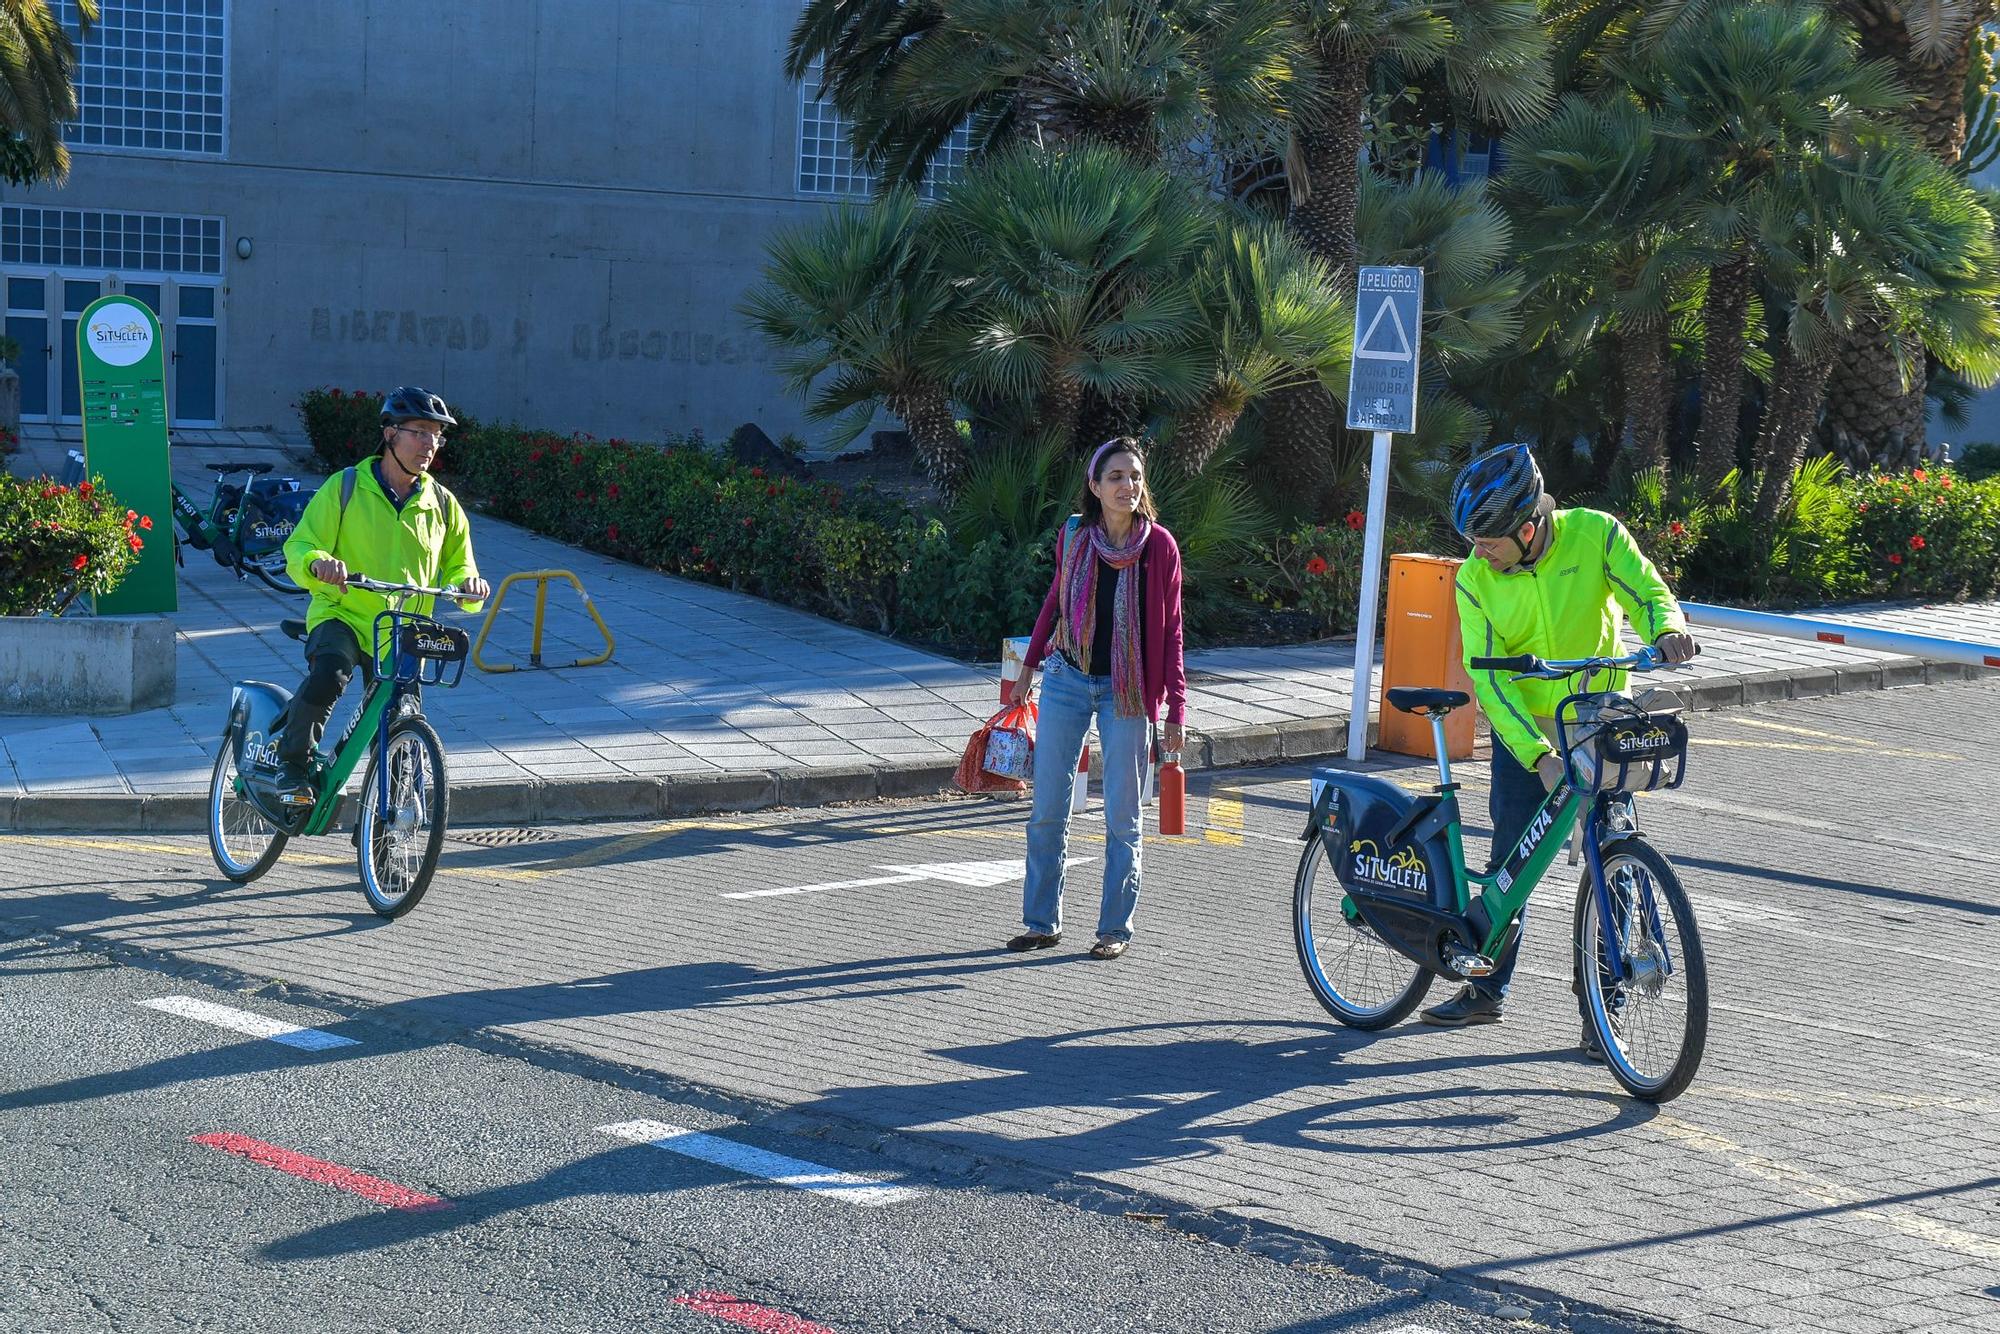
{"left": 4, "top": 429, "right": 1996, "bottom": 830}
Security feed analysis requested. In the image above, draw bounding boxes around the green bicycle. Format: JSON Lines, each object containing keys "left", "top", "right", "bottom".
{"left": 1294, "top": 647, "right": 1709, "bottom": 1102}
{"left": 206, "top": 575, "right": 472, "bottom": 918}
{"left": 166, "top": 458, "right": 309, "bottom": 595}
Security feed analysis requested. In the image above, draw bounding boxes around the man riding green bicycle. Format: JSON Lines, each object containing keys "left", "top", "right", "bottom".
{"left": 1423, "top": 443, "right": 1698, "bottom": 1038}
{"left": 261, "top": 386, "right": 489, "bottom": 806}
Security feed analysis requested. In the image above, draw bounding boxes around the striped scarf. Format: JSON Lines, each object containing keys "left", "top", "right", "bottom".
{"left": 1054, "top": 518, "right": 1150, "bottom": 718}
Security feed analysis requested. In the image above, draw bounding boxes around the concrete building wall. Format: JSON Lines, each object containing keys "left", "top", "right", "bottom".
{"left": 7, "top": 0, "right": 836, "bottom": 443}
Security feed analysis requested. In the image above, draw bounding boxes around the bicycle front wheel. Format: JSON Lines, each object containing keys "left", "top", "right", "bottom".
{"left": 1576, "top": 837, "right": 1708, "bottom": 1102}
{"left": 207, "top": 739, "right": 286, "bottom": 882}
{"left": 243, "top": 551, "right": 305, "bottom": 595}
{"left": 355, "top": 716, "right": 449, "bottom": 918}
{"left": 1293, "top": 837, "right": 1432, "bottom": 1029}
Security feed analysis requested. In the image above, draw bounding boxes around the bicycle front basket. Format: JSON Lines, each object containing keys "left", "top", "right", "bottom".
{"left": 1593, "top": 711, "right": 1688, "bottom": 792}
{"left": 394, "top": 620, "right": 470, "bottom": 687}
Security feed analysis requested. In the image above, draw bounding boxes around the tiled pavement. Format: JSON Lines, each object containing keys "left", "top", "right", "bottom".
{"left": 4, "top": 429, "right": 1996, "bottom": 828}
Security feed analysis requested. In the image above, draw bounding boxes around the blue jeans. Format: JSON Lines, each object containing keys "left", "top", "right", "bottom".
{"left": 1021, "top": 656, "right": 1151, "bottom": 943}
{"left": 1479, "top": 742, "right": 1549, "bottom": 1000}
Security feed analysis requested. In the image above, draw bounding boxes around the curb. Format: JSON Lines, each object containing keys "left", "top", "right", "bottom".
{"left": 1, "top": 657, "right": 1988, "bottom": 834}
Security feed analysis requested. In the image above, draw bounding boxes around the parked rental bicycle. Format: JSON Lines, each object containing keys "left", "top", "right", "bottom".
{"left": 206, "top": 575, "right": 472, "bottom": 917}
{"left": 167, "top": 459, "right": 309, "bottom": 595}
{"left": 1293, "top": 646, "right": 1709, "bottom": 1101}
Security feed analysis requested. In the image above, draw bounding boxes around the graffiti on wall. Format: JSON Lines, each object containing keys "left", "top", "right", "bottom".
{"left": 568, "top": 324, "right": 768, "bottom": 366}
{"left": 311, "top": 308, "right": 532, "bottom": 355}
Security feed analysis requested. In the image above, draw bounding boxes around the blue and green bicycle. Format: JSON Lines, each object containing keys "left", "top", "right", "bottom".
{"left": 205, "top": 575, "right": 472, "bottom": 918}
{"left": 1294, "top": 647, "right": 1709, "bottom": 1102}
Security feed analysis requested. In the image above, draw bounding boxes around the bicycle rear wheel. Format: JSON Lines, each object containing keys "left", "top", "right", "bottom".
{"left": 207, "top": 740, "right": 286, "bottom": 882}
{"left": 1576, "top": 837, "right": 1708, "bottom": 1102}
{"left": 355, "top": 716, "right": 448, "bottom": 918}
{"left": 1293, "top": 837, "right": 1432, "bottom": 1029}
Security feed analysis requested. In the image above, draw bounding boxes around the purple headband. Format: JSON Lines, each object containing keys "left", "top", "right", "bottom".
{"left": 1089, "top": 438, "right": 1132, "bottom": 477}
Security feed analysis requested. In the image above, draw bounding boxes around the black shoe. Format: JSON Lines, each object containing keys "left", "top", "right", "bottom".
{"left": 1420, "top": 985, "right": 1505, "bottom": 1027}
{"left": 260, "top": 760, "right": 317, "bottom": 810}
{"left": 1580, "top": 1018, "right": 1606, "bottom": 1062}
{"left": 1006, "top": 932, "right": 1062, "bottom": 952}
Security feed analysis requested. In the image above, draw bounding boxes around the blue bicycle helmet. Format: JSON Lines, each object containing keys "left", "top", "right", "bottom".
{"left": 1450, "top": 443, "right": 1544, "bottom": 541}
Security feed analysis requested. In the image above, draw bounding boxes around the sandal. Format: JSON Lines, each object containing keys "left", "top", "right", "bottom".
{"left": 1006, "top": 932, "right": 1062, "bottom": 952}
{"left": 1088, "top": 936, "right": 1128, "bottom": 960}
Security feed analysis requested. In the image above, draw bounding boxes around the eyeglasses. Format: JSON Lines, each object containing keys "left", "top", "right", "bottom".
{"left": 391, "top": 425, "right": 446, "bottom": 447}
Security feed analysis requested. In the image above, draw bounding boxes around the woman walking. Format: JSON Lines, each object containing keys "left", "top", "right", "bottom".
{"left": 1004, "top": 437, "right": 1187, "bottom": 960}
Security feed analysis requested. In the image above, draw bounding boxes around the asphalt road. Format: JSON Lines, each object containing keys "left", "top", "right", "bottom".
{"left": 4, "top": 678, "right": 1998, "bottom": 1333}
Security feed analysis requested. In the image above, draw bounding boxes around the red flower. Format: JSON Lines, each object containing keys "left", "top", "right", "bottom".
{"left": 606, "top": 523, "right": 620, "bottom": 541}
{"left": 570, "top": 452, "right": 584, "bottom": 467}
{"left": 1304, "top": 555, "right": 1330, "bottom": 576}
{"left": 126, "top": 509, "right": 137, "bottom": 523}
{"left": 127, "top": 534, "right": 143, "bottom": 551}
{"left": 766, "top": 484, "right": 779, "bottom": 497}
{"left": 1857, "top": 502, "right": 1869, "bottom": 512}
{"left": 1888, "top": 553, "right": 1903, "bottom": 565}
{"left": 691, "top": 545, "right": 704, "bottom": 558}
{"left": 741, "top": 517, "right": 754, "bottom": 529}
{"left": 1942, "top": 476, "right": 1954, "bottom": 489}
{"left": 750, "top": 467, "right": 765, "bottom": 479}
{"left": 522, "top": 500, "right": 537, "bottom": 512}
{"left": 330, "top": 388, "right": 344, "bottom": 399}
{"left": 1668, "top": 521, "right": 1686, "bottom": 538}
{"left": 1909, "top": 534, "right": 1926, "bottom": 550}
{"left": 72, "top": 553, "right": 88, "bottom": 570}
{"left": 1345, "top": 510, "right": 1366, "bottom": 531}
{"left": 607, "top": 483, "right": 621, "bottom": 499}
{"left": 1912, "top": 467, "right": 1928, "bottom": 482}
{"left": 78, "top": 481, "right": 93, "bottom": 499}
{"left": 662, "top": 517, "right": 675, "bottom": 531}
{"left": 529, "top": 449, "right": 544, "bottom": 462}
{"left": 139, "top": 515, "right": 153, "bottom": 531}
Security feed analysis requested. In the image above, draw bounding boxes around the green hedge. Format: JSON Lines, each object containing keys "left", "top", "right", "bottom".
{"left": 0, "top": 474, "right": 150, "bottom": 616}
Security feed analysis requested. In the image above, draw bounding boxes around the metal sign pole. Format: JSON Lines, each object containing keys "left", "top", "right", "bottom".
{"left": 1342, "top": 264, "right": 1425, "bottom": 764}
{"left": 1347, "top": 430, "right": 1393, "bottom": 760}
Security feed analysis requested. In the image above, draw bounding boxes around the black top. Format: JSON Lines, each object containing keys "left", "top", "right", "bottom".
{"left": 1063, "top": 555, "right": 1144, "bottom": 677}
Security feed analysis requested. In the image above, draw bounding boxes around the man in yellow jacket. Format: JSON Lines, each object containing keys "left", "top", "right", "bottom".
{"left": 266, "top": 387, "right": 488, "bottom": 804}
{"left": 1423, "top": 443, "right": 1697, "bottom": 1032}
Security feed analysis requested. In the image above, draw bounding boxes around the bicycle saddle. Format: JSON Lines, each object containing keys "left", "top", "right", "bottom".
{"left": 279, "top": 618, "right": 308, "bottom": 643}
{"left": 206, "top": 460, "right": 274, "bottom": 475}
{"left": 1387, "top": 687, "right": 1469, "bottom": 715}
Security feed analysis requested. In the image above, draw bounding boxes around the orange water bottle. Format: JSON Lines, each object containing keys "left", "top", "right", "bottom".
{"left": 1158, "top": 750, "right": 1186, "bottom": 836}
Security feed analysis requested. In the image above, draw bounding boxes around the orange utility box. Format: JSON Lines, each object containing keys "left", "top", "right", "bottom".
{"left": 1378, "top": 553, "right": 1477, "bottom": 760}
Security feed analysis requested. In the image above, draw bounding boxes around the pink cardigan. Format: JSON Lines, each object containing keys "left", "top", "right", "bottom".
{"left": 1022, "top": 522, "right": 1188, "bottom": 726}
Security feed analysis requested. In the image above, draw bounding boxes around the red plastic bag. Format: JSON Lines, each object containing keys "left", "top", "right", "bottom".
{"left": 955, "top": 703, "right": 1037, "bottom": 794}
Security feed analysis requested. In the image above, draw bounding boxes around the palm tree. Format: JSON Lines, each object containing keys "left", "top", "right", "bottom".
{"left": 0, "top": 0, "right": 95, "bottom": 186}
{"left": 1260, "top": 1, "right": 1549, "bottom": 515}
{"left": 1498, "top": 94, "right": 1705, "bottom": 473}
{"left": 1821, "top": 1, "right": 2000, "bottom": 469}
{"left": 931, "top": 144, "right": 1214, "bottom": 453}
{"left": 741, "top": 189, "right": 971, "bottom": 491}
{"left": 1750, "top": 140, "right": 2000, "bottom": 525}
{"left": 1171, "top": 216, "right": 1351, "bottom": 473}
{"left": 1615, "top": 2, "right": 1905, "bottom": 488}
{"left": 790, "top": 0, "right": 1303, "bottom": 184}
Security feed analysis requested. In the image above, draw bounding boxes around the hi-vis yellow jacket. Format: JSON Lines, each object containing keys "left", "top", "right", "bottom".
{"left": 283, "top": 458, "right": 483, "bottom": 658}
{"left": 1455, "top": 507, "right": 1685, "bottom": 768}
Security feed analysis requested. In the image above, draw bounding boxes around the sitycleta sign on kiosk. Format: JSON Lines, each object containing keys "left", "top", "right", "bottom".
{"left": 78, "top": 295, "right": 176, "bottom": 613}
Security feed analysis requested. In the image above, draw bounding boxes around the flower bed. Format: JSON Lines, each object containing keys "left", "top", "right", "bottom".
{"left": 0, "top": 473, "right": 150, "bottom": 616}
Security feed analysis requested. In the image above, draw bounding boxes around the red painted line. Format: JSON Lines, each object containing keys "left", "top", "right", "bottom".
{"left": 191, "top": 1133, "right": 448, "bottom": 1211}
{"left": 1815, "top": 631, "right": 1846, "bottom": 645}
{"left": 673, "top": 1291, "right": 839, "bottom": 1334}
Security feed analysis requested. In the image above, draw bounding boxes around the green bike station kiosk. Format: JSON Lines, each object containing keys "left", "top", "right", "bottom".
{"left": 77, "top": 294, "right": 176, "bottom": 614}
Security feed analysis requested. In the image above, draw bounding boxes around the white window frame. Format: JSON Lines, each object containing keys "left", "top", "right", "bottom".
{"left": 57, "top": 0, "right": 229, "bottom": 161}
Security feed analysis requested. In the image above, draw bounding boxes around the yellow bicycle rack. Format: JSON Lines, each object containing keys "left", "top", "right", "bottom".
{"left": 471, "top": 569, "right": 615, "bottom": 673}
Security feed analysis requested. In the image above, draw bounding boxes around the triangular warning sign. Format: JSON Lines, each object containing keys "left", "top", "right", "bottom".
{"left": 1354, "top": 294, "right": 1413, "bottom": 361}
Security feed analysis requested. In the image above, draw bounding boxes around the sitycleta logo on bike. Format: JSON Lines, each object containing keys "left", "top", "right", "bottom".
{"left": 1346, "top": 839, "right": 1430, "bottom": 894}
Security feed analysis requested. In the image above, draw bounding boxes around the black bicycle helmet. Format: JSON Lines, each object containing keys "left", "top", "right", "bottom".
{"left": 1450, "top": 442, "right": 1545, "bottom": 541}
{"left": 379, "top": 385, "right": 457, "bottom": 427}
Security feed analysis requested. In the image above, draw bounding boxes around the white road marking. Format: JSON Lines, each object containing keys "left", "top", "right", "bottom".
{"left": 597, "top": 1120, "right": 920, "bottom": 1206}
{"left": 726, "top": 858, "right": 1087, "bottom": 900}
{"left": 138, "top": 995, "right": 358, "bottom": 1051}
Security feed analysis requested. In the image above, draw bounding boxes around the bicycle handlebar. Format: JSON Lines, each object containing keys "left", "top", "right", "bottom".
{"left": 346, "top": 574, "right": 463, "bottom": 600}
{"left": 1468, "top": 646, "right": 1666, "bottom": 680}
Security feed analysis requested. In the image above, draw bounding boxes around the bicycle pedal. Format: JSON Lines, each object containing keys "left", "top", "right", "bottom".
{"left": 1445, "top": 944, "right": 1496, "bottom": 978}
